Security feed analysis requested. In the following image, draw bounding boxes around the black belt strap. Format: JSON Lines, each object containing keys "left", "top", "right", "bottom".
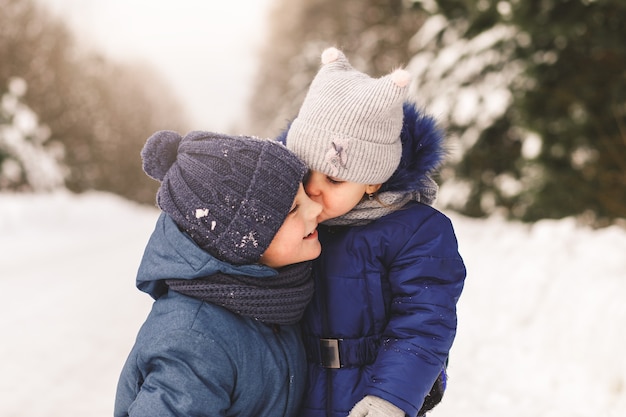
{"left": 305, "top": 334, "right": 381, "bottom": 368}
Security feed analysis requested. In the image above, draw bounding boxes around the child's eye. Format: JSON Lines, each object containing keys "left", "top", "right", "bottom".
{"left": 289, "top": 204, "right": 299, "bottom": 214}
{"left": 327, "top": 176, "right": 343, "bottom": 185}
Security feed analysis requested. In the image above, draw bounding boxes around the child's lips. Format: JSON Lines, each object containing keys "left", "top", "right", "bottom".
{"left": 304, "top": 229, "right": 318, "bottom": 240}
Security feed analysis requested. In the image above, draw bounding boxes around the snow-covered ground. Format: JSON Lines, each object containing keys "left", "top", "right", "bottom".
{"left": 1, "top": 191, "right": 625, "bottom": 417}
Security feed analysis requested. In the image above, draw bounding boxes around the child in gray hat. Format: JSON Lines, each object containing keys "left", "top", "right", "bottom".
{"left": 114, "top": 130, "right": 322, "bottom": 417}
{"left": 282, "top": 47, "right": 466, "bottom": 417}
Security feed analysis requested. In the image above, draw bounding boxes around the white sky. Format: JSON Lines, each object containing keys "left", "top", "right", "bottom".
{"left": 36, "top": 0, "right": 274, "bottom": 132}
{"left": 1, "top": 191, "right": 625, "bottom": 416}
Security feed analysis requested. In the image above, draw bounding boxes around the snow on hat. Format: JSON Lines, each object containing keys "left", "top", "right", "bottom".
{"left": 141, "top": 130, "right": 307, "bottom": 265}
{"left": 286, "top": 47, "right": 411, "bottom": 185}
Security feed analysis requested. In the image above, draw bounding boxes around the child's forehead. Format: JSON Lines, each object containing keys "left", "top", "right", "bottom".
{"left": 309, "top": 169, "right": 350, "bottom": 182}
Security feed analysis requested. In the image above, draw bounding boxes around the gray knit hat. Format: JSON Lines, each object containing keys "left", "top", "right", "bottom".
{"left": 141, "top": 130, "right": 307, "bottom": 265}
{"left": 286, "top": 47, "right": 411, "bottom": 184}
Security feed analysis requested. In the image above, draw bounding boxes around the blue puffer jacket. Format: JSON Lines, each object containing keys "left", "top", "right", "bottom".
{"left": 297, "top": 105, "right": 467, "bottom": 417}
{"left": 114, "top": 213, "right": 307, "bottom": 417}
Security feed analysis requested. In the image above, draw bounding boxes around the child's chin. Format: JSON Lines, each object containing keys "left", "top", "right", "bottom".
{"left": 309, "top": 243, "right": 322, "bottom": 260}
{"left": 299, "top": 244, "right": 322, "bottom": 264}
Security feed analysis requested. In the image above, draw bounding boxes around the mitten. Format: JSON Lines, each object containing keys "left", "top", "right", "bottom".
{"left": 347, "top": 395, "right": 405, "bottom": 417}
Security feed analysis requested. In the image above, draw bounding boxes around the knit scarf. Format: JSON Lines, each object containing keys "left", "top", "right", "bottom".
{"left": 165, "top": 261, "right": 313, "bottom": 325}
{"left": 324, "top": 177, "right": 438, "bottom": 227}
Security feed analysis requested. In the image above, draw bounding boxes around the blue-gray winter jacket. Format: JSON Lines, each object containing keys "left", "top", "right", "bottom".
{"left": 295, "top": 105, "right": 467, "bottom": 417}
{"left": 114, "top": 213, "right": 307, "bottom": 417}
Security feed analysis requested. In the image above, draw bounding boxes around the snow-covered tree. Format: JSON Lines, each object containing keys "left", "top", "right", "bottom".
{"left": 0, "top": 78, "right": 66, "bottom": 191}
{"left": 408, "top": 0, "right": 626, "bottom": 225}
{"left": 406, "top": 3, "right": 532, "bottom": 218}
{"left": 1, "top": 0, "right": 190, "bottom": 204}
{"left": 247, "top": 0, "right": 626, "bottom": 225}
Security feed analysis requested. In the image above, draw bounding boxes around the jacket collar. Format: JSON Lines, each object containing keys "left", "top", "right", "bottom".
{"left": 136, "top": 213, "right": 277, "bottom": 299}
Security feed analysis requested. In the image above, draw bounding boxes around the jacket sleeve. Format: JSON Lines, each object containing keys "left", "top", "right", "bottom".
{"left": 125, "top": 329, "right": 234, "bottom": 417}
{"left": 365, "top": 210, "right": 466, "bottom": 417}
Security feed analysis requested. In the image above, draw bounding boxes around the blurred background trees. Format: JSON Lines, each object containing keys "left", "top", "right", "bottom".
{"left": 411, "top": 0, "right": 626, "bottom": 226}
{"left": 0, "top": 0, "right": 190, "bottom": 204}
{"left": 245, "top": 0, "right": 626, "bottom": 227}
{"left": 2, "top": 0, "right": 624, "bottom": 226}
{"left": 244, "top": 0, "right": 424, "bottom": 138}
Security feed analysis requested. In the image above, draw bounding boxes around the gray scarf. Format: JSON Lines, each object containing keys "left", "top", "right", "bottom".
{"left": 165, "top": 261, "right": 313, "bottom": 325}
{"left": 324, "top": 177, "right": 438, "bottom": 227}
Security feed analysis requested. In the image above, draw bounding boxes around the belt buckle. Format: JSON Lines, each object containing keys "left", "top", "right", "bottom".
{"left": 320, "top": 338, "right": 341, "bottom": 369}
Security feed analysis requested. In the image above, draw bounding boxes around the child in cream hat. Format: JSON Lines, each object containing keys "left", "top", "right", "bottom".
{"left": 283, "top": 47, "right": 466, "bottom": 417}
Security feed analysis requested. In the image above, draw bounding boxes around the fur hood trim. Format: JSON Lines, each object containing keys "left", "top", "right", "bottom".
{"left": 380, "top": 102, "right": 445, "bottom": 193}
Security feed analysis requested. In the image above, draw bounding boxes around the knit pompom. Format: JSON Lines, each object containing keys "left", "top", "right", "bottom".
{"left": 141, "top": 130, "right": 182, "bottom": 181}
{"left": 390, "top": 69, "right": 411, "bottom": 88}
{"left": 321, "top": 47, "right": 340, "bottom": 64}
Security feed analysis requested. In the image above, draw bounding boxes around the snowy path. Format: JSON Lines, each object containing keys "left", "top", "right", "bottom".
{"left": 1, "top": 191, "right": 625, "bottom": 417}
{"left": 1, "top": 192, "right": 156, "bottom": 417}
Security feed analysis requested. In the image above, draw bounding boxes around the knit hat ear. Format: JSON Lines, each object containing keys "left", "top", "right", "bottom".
{"left": 142, "top": 131, "right": 307, "bottom": 265}
{"left": 286, "top": 47, "right": 411, "bottom": 184}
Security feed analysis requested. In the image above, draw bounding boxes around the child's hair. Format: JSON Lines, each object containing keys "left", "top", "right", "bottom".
{"left": 285, "top": 47, "right": 410, "bottom": 185}
{"left": 141, "top": 130, "right": 307, "bottom": 265}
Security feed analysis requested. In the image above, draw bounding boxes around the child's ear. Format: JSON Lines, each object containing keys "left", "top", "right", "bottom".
{"left": 365, "top": 184, "right": 382, "bottom": 194}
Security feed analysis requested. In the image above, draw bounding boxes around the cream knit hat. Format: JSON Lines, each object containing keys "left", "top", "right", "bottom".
{"left": 286, "top": 47, "right": 411, "bottom": 184}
